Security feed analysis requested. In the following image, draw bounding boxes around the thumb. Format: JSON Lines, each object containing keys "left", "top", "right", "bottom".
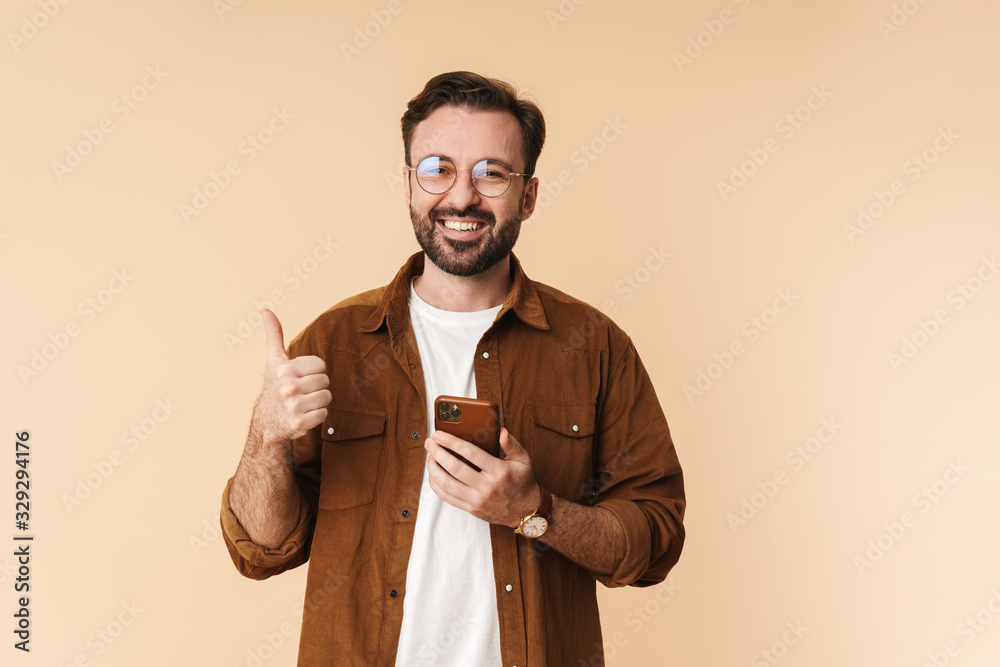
{"left": 260, "top": 308, "right": 289, "bottom": 361}
{"left": 499, "top": 428, "right": 529, "bottom": 463}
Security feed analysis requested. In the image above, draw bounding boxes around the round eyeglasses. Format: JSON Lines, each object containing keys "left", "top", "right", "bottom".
{"left": 408, "top": 156, "right": 528, "bottom": 198}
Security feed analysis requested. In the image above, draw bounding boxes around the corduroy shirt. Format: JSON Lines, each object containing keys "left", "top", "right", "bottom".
{"left": 220, "top": 251, "right": 685, "bottom": 667}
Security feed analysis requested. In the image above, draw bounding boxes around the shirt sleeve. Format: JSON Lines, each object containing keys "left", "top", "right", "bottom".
{"left": 219, "top": 327, "right": 325, "bottom": 580}
{"left": 590, "top": 334, "right": 686, "bottom": 588}
{"left": 219, "top": 476, "right": 314, "bottom": 580}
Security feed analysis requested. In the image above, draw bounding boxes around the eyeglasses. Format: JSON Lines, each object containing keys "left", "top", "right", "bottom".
{"left": 408, "top": 156, "right": 528, "bottom": 198}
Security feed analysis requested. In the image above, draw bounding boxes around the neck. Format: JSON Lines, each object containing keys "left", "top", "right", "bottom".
{"left": 413, "top": 254, "right": 512, "bottom": 312}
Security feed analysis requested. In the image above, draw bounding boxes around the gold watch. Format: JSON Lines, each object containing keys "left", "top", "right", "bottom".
{"left": 515, "top": 487, "right": 552, "bottom": 539}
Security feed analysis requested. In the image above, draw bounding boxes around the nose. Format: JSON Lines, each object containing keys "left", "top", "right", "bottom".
{"left": 441, "top": 168, "right": 483, "bottom": 211}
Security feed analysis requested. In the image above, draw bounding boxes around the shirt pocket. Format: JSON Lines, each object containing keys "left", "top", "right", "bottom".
{"left": 526, "top": 400, "right": 596, "bottom": 503}
{"left": 318, "top": 407, "right": 386, "bottom": 510}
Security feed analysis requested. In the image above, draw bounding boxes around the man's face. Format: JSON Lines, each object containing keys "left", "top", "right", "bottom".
{"left": 404, "top": 106, "right": 538, "bottom": 277}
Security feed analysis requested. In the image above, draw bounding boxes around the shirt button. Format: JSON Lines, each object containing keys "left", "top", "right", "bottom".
{"left": 390, "top": 589, "right": 398, "bottom": 598}
{"left": 409, "top": 362, "right": 416, "bottom": 369}
{"left": 401, "top": 509, "right": 409, "bottom": 517}
{"left": 571, "top": 424, "right": 579, "bottom": 433}
{"left": 482, "top": 351, "right": 490, "bottom": 359}
{"left": 327, "top": 427, "right": 335, "bottom": 435}
{"left": 505, "top": 584, "right": 513, "bottom": 592}
{"left": 411, "top": 431, "right": 419, "bottom": 439}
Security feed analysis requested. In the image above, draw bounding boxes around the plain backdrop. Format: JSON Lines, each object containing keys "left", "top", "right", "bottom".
{"left": 2, "top": 0, "right": 999, "bottom": 665}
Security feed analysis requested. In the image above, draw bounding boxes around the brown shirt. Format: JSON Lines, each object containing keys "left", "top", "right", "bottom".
{"left": 220, "top": 251, "right": 685, "bottom": 667}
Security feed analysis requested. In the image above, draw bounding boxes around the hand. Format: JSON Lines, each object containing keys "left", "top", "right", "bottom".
{"left": 424, "top": 427, "right": 542, "bottom": 527}
{"left": 254, "top": 309, "right": 332, "bottom": 444}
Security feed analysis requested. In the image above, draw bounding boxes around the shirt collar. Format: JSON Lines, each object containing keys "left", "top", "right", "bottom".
{"left": 360, "top": 251, "right": 550, "bottom": 334}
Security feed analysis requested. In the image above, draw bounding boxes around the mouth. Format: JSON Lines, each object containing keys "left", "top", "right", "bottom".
{"left": 437, "top": 218, "right": 487, "bottom": 237}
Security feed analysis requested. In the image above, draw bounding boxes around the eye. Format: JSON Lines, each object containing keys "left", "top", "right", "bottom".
{"left": 472, "top": 160, "right": 511, "bottom": 182}
{"left": 417, "top": 157, "right": 456, "bottom": 179}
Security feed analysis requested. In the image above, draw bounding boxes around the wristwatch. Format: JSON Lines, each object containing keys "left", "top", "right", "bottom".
{"left": 514, "top": 486, "right": 552, "bottom": 539}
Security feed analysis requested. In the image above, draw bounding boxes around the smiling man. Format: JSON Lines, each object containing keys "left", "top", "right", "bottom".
{"left": 220, "top": 71, "right": 685, "bottom": 667}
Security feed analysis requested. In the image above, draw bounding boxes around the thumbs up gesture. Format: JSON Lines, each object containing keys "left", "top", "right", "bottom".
{"left": 256, "top": 308, "right": 332, "bottom": 444}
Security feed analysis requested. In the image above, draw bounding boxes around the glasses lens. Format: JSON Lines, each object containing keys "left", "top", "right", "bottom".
{"left": 471, "top": 160, "right": 512, "bottom": 197}
{"left": 415, "top": 157, "right": 456, "bottom": 194}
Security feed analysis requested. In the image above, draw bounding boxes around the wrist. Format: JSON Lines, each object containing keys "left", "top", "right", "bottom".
{"left": 514, "top": 485, "right": 552, "bottom": 538}
{"left": 246, "top": 425, "right": 293, "bottom": 463}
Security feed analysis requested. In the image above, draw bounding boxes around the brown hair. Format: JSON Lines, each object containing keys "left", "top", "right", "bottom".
{"left": 401, "top": 71, "right": 546, "bottom": 176}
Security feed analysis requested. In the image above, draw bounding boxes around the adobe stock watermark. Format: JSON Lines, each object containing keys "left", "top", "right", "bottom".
{"left": 716, "top": 85, "right": 833, "bottom": 202}
{"left": 577, "top": 577, "right": 682, "bottom": 666}
{"left": 235, "top": 618, "right": 298, "bottom": 667}
{"left": 7, "top": 0, "right": 74, "bottom": 54}
{"left": 231, "top": 571, "right": 353, "bottom": 665}
{"left": 348, "top": 338, "right": 397, "bottom": 396}
{"left": 682, "top": 288, "right": 798, "bottom": 404}
{"left": 750, "top": 620, "right": 808, "bottom": 667}
{"left": 16, "top": 268, "right": 135, "bottom": 386}
{"left": 544, "top": 0, "right": 590, "bottom": 31}
{"left": 190, "top": 515, "right": 224, "bottom": 557}
{"left": 672, "top": 0, "right": 754, "bottom": 73}
{"left": 527, "top": 116, "right": 629, "bottom": 224}
{"left": 51, "top": 65, "right": 169, "bottom": 183}
{"left": 339, "top": 0, "right": 408, "bottom": 63}
{"left": 553, "top": 245, "right": 671, "bottom": 366}
{"left": 409, "top": 610, "right": 486, "bottom": 666}
{"left": 0, "top": 556, "right": 18, "bottom": 585}
{"left": 179, "top": 107, "right": 295, "bottom": 224}
{"left": 61, "top": 397, "right": 179, "bottom": 513}
{"left": 917, "top": 588, "right": 1000, "bottom": 667}
{"left": 386, "top": 117, "right": 629, "bottom": 224}
{"left": 887, "top": 254, "right": 997, "bottom": 372}
{"left": 55, "top": 600, "right": 143, "bottom": 667}
{"left": 853, "top": 459, "right": 970, "bottom": 575}
{"left": 726, "top": 417, "right": 843, "bottom": 534}
{"left": 384, "top": 126, "right": 449, "bottom": 193}
{"left": 877, "top": 0, "right": 932, "bottom": 40}
{"left": 223, "top": 235, "right": 339, "bottom": 352}
{"left": 214, "top": 0, "right": 245, "bottom": 20}
{"left": 843, "top": 126, "right": 958, "bottom": 243}
{"left": 574, "top": 448, "right": 639, "bottom": 503}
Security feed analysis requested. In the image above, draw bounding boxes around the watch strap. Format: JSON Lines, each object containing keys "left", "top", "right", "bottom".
{"left": 537, "top": 486, "right": 552, "bottom": 520}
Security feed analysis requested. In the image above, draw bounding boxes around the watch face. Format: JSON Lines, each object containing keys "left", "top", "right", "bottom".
{"left": 521, "top": 515, "right": 548, "bottom": 538}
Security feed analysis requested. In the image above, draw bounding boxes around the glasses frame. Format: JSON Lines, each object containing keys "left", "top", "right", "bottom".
{"left": 407, "top": 156, "right": 529, "bottom": 198}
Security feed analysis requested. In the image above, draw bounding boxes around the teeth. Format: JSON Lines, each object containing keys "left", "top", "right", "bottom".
{"left": 442, "top": 220, "right": 482, "bottom": 231}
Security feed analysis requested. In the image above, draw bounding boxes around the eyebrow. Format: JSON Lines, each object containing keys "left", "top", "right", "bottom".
{"left": 417, "top": 154, "right": 517, "bottom": 171}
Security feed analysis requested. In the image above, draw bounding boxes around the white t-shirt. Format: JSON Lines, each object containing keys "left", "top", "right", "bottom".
{"left": 394, "top": 279, "right": 504, "bottom": 667}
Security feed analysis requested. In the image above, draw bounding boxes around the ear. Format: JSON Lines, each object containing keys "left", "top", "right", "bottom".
{"left": 519, "top": 176, "right": 539, "bottom": 221}
{"left": 402, "top": 164, "right": 412, "bottom": 206}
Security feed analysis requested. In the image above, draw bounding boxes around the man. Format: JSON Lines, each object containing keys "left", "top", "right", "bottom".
{"left": 220, "top": 71, "right": 685, "bottom": 667}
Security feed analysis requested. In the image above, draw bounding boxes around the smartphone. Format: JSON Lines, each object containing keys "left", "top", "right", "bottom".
{"left": 433, "top": 395, "right": 501, "bottom": 471}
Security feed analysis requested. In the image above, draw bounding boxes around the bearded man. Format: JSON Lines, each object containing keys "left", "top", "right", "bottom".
{"left": 221, "top": 70, "right": 685, "bottom": 667}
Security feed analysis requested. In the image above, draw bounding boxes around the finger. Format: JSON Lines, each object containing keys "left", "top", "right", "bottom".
{"left": 426, "top": 456, "right": 471, "bottom": 510}
{"left": 297, "top": 389, "right": 333, "bottom": 412}
{"left": 425, "top": 436, "right": 477, "bottom": 484}
{"left": 430, "top": 430, "right": 487, "bottom": 465}
{"left": 498, "top": 427, "right": 528, "bottom": 463}
{"left": 430, "top": 428, "right": 472, "bottom": 451}
{"left": 298, "top": 406, "right": 328, "bottom": 432}
{"left": 287, "top": 355, "right": 327, "bottom": 377}
{"left": 297, "top": 373, "right": 330, "bottom": 394}
{"left": 261, "top": 309, "right": 289, "bottom": 361}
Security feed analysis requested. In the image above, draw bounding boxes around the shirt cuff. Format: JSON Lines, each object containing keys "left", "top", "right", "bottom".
{"left": 591, "top": 497, "right": 653, "bottom": 588}
{"left": 219, "top": 476, "right": 313, "bottom": 579}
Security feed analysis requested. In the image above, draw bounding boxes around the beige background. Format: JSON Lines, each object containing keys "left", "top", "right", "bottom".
{"left": 3, "top": 0, "right": 999, "bottom": 665}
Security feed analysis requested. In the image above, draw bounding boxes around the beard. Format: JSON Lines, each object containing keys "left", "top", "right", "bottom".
{"left": 409, "top": 200, "right": 522, "bottom": 277}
